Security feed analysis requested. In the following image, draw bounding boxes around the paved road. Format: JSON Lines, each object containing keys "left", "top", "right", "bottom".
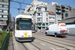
{"left": 12, "top": 32, "right": 75, "bottom": 50}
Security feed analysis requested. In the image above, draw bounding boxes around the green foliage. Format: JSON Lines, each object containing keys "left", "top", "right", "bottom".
{"left": 0, "top": 31, "right": 7, "bottom": 48}
{"left": 10, "top": 32, "right": 12, "bottom": 37}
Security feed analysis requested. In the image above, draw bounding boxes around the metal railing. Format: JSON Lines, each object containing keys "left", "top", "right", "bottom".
{"left": 0, "top": 31, "right": 10, "bottom": 50}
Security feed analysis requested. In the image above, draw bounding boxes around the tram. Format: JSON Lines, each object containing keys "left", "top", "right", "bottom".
{"left": 15, "top": 13, "right": 32, "bottom": 41}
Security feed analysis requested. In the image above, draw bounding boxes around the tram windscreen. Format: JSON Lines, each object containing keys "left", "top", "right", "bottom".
{"left": 18, "top": 21, "right": 31, "bottom": 30}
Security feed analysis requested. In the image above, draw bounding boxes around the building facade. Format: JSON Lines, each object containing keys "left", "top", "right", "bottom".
{"left": 61, "top": 5, "right": 71, "bottom": 19}
{"left": 33, "top": 4, "right": 55, "bottom": 30}
{"left": 61, "top": 8, "right": 75, "bottom": 24}
{"left": 47, "top": 2, "right": 73, "bottom": 24}
{"left": 47, "top": 2, "right": 62, "bottom": 24}
{"left": 23, "top": 0, "right": 47, "bottom": 22}
{"left": 0, "top": 0, "right": 9, "bottom": 30}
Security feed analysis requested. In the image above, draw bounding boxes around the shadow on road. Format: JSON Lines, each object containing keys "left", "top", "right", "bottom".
{"left": 18, "top": 37, "right": 35, "bottom": 43}
{"left": 47, "top": 35, "right": 66, "bottom": 38}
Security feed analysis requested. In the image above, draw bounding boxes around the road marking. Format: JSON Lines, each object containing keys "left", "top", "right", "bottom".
{"left": 50, "top": 47, "right": 56, "bottom": 50}
{"left": 40, "top": 43, "right": 45, "bottom": 46}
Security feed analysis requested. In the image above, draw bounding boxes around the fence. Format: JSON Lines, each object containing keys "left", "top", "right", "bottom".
{"left": 0, "top": 31, "right": 10, "bottom": 50}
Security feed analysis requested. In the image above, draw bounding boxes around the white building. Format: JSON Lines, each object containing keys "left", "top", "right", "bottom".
{"left": 23, "top": 0, "right": 47, "bottom": 21}
{"left": 33, "top": 4, "right": 55, "bottom": 30}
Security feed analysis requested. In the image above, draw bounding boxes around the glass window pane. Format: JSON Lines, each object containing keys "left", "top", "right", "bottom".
{"left": 3, "top": 15, "right": 8, "bottom": 18}
{"left": 0, "top": 9, "right": 2, "bottom": 12}
{"left": 0, "top": 15, "right": 2, "bottom": 18}
{"left": 3, "top": 20, "right": 6, "bottom": 23}
{"left": 0, "top": 20, "right": 2, "bottom": 22}
{"left": 46, "top": 18, "right": 48, "bottom": 21}
{"left": 0, "top": 4, "right": 2, "bottom": 7}
{"left": 3, "top": 10, "right": 8, "bottom": 13}
{"left": 4, "top": 5, "right": 8, "bottom": 8}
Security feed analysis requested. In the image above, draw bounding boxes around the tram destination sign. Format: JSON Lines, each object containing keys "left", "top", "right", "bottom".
{"left": 17, "top": 18, "right": 31, "bottom": 21}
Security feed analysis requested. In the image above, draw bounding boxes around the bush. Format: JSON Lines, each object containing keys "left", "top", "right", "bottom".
{"left": 0, "top": 31, "right": 7, "bottom": 48}
{"left": 10, "top": 32, "right": 12, "bottom": 37}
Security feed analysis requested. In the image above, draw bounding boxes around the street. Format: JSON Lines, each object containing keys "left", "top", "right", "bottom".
{"left": 11, "top": 32, "right": 75, "bottom": 50}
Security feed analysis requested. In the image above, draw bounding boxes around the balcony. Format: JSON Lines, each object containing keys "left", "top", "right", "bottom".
{"left": 56, "top": 11, "right": 61, "bottom": 14}
{"left": 56, "top": 6, "right": 61, "bottom": 10}
{"left": 0, "top": 18, "right": 8, "bottom": 20}
{"left": 42, "top": 24, "right": 45, "bottom": 27}
{"left": 37, "top": 25, "right": 41, "bottom": 27}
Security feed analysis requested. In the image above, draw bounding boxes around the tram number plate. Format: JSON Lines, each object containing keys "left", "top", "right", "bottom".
{"left": 24, "top": 33, "right": 28, "bottom": 37}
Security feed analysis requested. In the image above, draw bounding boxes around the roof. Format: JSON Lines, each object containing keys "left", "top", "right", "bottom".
{"left": 48, "top": 11, "right": 55, "bottom": 15}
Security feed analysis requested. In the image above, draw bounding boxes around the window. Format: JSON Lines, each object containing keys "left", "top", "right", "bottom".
{"left": 58, "top": 20, "right": 61, "bottom": 22}
{"left": 49, "top": 17, "right": 54, "bottom": 19}
{"left": 27, "top": 8, "right": 30, "bottom": 12}
{"left": 19, "top": 21, "right": 31, "bottom": 30}
{"left": 0, "top": 15, "right": 2, "bottom": 18}
{"left": 3, "top": 15, "right": 8, "bottom": 18}
{"left": 46, "top": 18, "right": 48, "bottom": 21}
{"left": 46, "top": 13, "right": 48, "bottom": 16}
{"left": 0, "top": 4, "right": 2, "bottom": 7}
{"left": 3, "top": 20, "right": 6, "bottom": 23}
{"left": 42, "top": 24, "right": 45, "bottom": 26}
{"left": 38, "top": 8, "right": 41, "bottom": 11}
{"left": 37, "top": 13, "right": 40, "bottom": 16}
{"left": 0, "top": 9, "right": 2, "bottom": 12}
{"left": 46, "top": 23, "right": 48, "bottom": 25}
{"left": 49, "top": 22, "right": 54, "bottom": 24}
{"left": 37, "top": 18, "right": 42, "bottom": 21}
{"left": 4, "top": 5, "right": 8, "bottom": 8}
{"left": 3, "top": 10, "right": 8, "bottom": 13}
{"left": 65, "top": 13, "right": 68, "bottom": 17}
{"left": 45, "top": 8, "right": 47, "bottom": 10}
{"left": 38, "top": 23, "right": 41, "bottom": 26}
{"left": 0, "top": 20, "right": 2, "bottom": 22}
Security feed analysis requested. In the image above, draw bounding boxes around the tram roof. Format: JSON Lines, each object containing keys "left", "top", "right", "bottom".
{"left": 17, "top": 13, "right": 31, "bottom": 15}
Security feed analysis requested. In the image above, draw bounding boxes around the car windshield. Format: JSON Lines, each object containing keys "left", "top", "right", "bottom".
{"left": 19, "top": 21, "right": 31, "bottom": 30}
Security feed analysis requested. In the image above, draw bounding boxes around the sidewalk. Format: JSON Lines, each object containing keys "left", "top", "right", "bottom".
{"left": 8, "top": 32, "right": 14, "bottom": 50}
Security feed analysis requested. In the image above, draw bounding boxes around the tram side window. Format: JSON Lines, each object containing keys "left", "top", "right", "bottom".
{"left": 16, "top": 22, "right": 19, "bottom": 30}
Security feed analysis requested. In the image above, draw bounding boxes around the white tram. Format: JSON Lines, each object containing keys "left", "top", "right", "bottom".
{"left": 15, "top": 13, "right": 32, "bottom": 42}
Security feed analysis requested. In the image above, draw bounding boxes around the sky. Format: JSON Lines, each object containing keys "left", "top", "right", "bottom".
{"left": 10, "top": 0, "right": 75, "bottom": 18}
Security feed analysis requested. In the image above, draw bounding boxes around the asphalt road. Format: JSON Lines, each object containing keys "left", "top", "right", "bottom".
{"left": 11, "top": 32, "right": 75, "bottom": 50}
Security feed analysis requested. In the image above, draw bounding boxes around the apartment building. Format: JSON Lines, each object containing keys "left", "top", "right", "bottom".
{"left": 47, "top": 2, "right": 62, "bottom": 24}
{"left": 23, "top": 0, "right": 47, "bottom": 21}
{"left": 33, "top": 4, "right": 55, "bottom": 30}
{"left": 0, "top": 0, "right": 9, "bottom": 30}
{"left": 47, "top": 2, "right": 73, "bottom": 24}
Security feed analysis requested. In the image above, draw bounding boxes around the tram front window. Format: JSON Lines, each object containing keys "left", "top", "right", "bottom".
{"left": 18, "top": 21, "right": 31, "bottom": 30}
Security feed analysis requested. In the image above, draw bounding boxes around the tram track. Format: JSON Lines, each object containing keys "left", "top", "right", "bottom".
{"left": 30, "top": 42, "right": 41, "bottom": 50}
{"left": 33, "top": 34, "right": 75, "bottom": 50}
{"left": 22, "top": 43, "right": 29, "bottom": 50}
{"left": 35, "top": 33, "right": 75, "bottom": 44}
{"left": 22, "top": 42, "right": 41, "bottom": 50}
